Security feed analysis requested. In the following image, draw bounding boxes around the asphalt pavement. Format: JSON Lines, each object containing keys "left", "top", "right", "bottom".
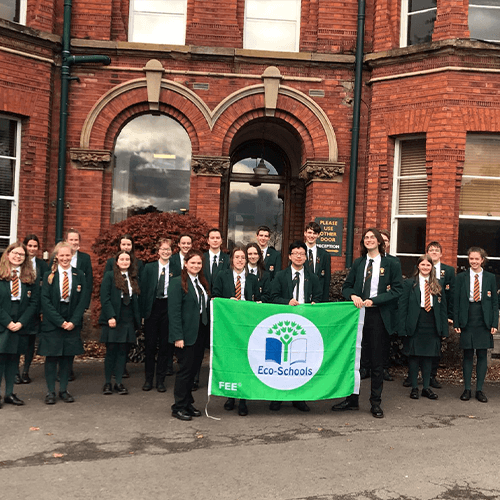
{"left": 1, "top": 358, "right": 500, "bottom": 500}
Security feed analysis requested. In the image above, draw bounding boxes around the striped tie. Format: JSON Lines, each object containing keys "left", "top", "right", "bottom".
{"left": 235, "top": 275, "right": 241, "bottom": 300}
{"left": 11, "top": 270, "right": 19, "bottom": 298}
{"left": 62, "top": 271, "right": 69, "bottom": 300}
{"left": 473, "top": 274, "right": 480, "bottom": 302}
{"left": 424, "top": 280, "right": 431, "bottom": 312}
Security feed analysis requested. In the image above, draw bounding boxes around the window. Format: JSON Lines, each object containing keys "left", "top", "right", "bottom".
{"left": 457, "top": 134, "right": 500, "bottom": 275}
{"left": 391, "top": 137, "right": 428, "bottom": 275}
{"left": 400, "top": 0, "right": 436, "bottom": 47}
{"left": 469, "top": 0, "right": 500, "bottom": 42}
{"left": 244, "top": 0, "right": 301, "bottom": 52}
{"left": 0, "top": 116, "right": 21, "bottom": 250}
{"left": 0, "top": 0, "right": 27, "bottom": 24}
{"left": 112, "top": 114, "right": 191, "bottom": 223}
{"left": 129, "top": 0, "right": 187, "bottom": 44}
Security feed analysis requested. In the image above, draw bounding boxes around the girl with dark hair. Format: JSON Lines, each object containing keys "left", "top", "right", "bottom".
{"left": 245, "top": 242, "right": 271, "bottom": 303}
{"left": 213, "top": 246, "right": 260, "bottom": 416}
{"left": 454, "top": 247, "right": 498, "bottom": 403}
{"left": 168, "top": 249, "right": 210, "bottom": 421}
{"left": 104, "top": 234, "right": 144, "bottom": 277}
{"left": 0, "top": 242, "right": 38, "bottom": 406}
{"left": 39, "top": 242, "right": 87, "bottom": 404}
{"left": 398, "top": 254, "right": 448, "bottom": 400}
{"left": 99, "top": 251, "right": 141, "bottom": 395}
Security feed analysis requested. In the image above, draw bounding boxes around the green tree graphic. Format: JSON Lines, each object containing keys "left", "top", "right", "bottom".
{"left": 268, "top": 321, "right": 306, "bottom": 362}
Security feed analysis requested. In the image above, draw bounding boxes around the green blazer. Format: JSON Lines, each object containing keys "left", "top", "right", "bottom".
{"left": 212, "top": 269, "right": 260, "bottom": 302}
{"left": 438, "top": 263, "right": 455, "bottom": 320}
{"left": 140, "top": 260, "right": 175, "bottom": 320}
{"left": 256, "top": 269, "right": 272, "bottom": 303}
{"left": 342, "top": 254, "right": 403, "bottom": 333}
{"left": 271, "top": 266, "right": 322, "bottom": 304}
{"left": 0, "top": 278, "right": 39, "bottom": 335}
{"left": 454, "top": 270, "right": 499, "bottom": 330}
{"left": 99, "top": 271, "right": 140, "bottom": 327}
{"left": 169, "top": 253, "right": 183, "bottom": 278}
{"left": 263, "top": 247, "right": 281, "bottom": 281}
{"left": 105, "top": 257, "right": 144, "bottom": 279}
{"left": 398, "top": 278, "right": 448, "bottom": 338}
{"left": 168, "top": 276, "right": 208, "bottom": 346}
{"left": 306, "top": 246, "right": 331, "bottom": 302}
{"left": 203, "top": 251, "right": 230, "bottom": 292}
{"left": 41, "top": 268, "right": 87, "bottom": 331}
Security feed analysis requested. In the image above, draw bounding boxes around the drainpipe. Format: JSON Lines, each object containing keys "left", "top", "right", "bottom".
{"left": 345, "top": 0, "right": 366, "bottom": 268}
{"left": 55, "top": 0, "right": 111, "bottom": 242}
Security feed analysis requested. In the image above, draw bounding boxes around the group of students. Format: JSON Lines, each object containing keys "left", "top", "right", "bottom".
{"left": 0, "top": 224, "right": 497, "bottom": 421}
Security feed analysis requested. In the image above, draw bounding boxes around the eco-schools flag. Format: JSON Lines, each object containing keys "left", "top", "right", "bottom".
{"left": 209, "top": 299, "right": 361, "bottom": 401}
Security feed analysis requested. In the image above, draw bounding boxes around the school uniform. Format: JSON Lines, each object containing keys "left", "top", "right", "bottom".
{"left": 305, "top": 245, "right": 331, "bottom": 302}
{"left": 247, "top": 266, "right": 272, "bottom": 303}
{"left": 203, "top": 250, "right": 229, "bottom": 293}
{"left": 169, "top": 253, "right": 184, "bottom": 278}
{"left": 140, "top": 260, "right": 174, "bottom": 389}
{"left": 0, "top": 273, "right": 38, "bottom": 402}
{"left": 39, "top": 267, "right": 87, "bottom": 400}
{"left": 261, "top": 246, "right": 281, "bottom": 281}
{"left": 71, "top": 251, "right": 93, "bottom": 309}
{"left": 168, "top": 274, "right": 209, "bottom": 419}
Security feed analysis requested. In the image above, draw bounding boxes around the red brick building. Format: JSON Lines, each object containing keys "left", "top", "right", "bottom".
{"left": 1, "top": 0, "right": 499, "bottom": 275}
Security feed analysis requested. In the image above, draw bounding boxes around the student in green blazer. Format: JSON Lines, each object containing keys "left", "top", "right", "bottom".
{"left": 256, "top": 225, "right": 281, "bottom": 281}
{"left": 304, "top": 222, "right": 331, "bottom": 302}
{"left": 398, "top": 255, "right": 448, "bottom": 400}
{"left": 0, "top": 242, "right": 38, "bottom": 407}
{"left": 245, "top": 243, "right": 271, "bottom": 303}
{"left": 202, "top": 228, "right": 229, "bottom": 293}
{"left": 65, "top": 229, "right": 93, "bottom": 310}
{"left": 333, "top": 228, "right": 403, "bottom": 418}
{"left": 100, "top": 251, "right": 141, "bottom": 395}
{"left": 454, "top": 247, "right": 499, "bottom": 403}
{"left": 15, "top": 234, "right": 48, "bottom": 385}
{"left": 213, "top": 246, "right": 261, "bottom": 416}
{"left": 168, "top": 249, "right": 210, "bottom": 421}
{"left": 169, "top": 233, "right": 193, "bottom": 278}
{"left": 39, "top": 242, "right": 87, "bottom": 404}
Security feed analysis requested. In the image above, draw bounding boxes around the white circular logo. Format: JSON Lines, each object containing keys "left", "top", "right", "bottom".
{"left": 247, "top": 313, "right": 324, "bottom": 390}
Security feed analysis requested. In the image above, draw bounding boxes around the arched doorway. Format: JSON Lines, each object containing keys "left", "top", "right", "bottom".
{"left": 223, "top": 118, "right": 305, "bottom": 259}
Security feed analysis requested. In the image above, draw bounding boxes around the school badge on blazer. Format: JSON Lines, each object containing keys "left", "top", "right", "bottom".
{"left": 320, "top": 269, "right": 325, "bottom": 277}
{"left": 445, "top": 284, "right": 450, "bottom": 290}
{"left": 487, "top": 291, "right": 492, "bottom": 298}
{"left": 27, "top": 290, "right": 32, "bottom": 298}
{"left": 77, "top": 285, "right": 82, "bottom": 292}
{"left": 441, "top": 270, "right": 445, "bottom": 278}
{"left": 380, "top": 268, "right": 385, "bottom": 276}
{"left": 269, "top": 266, "right": 274, "bottom": 271}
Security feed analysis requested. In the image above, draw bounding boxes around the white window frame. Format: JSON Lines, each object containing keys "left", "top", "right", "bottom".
{"left": 468, "top": 1, "right": 500, "bottom": 43}
{"left": 128, "top": 0, "right": 187, "bottom": 45}
{"left": 391, "top": 136, "right": 427, "bottom": 259}
{"left": 0, "top": 116, "right": 21, "bottom": 246}
{"left": 400, "top": 0, "right": 436, "bottom": 48}
{"left": 0, "top": 0, "right": 27, "bottom": 24}
{"left": 243, "top": 0, "right": 301, "bottom": 52}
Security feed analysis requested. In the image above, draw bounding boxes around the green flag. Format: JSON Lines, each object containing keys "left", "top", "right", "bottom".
{"left": 209, "top": 299, "right": 361, "bottom": 401}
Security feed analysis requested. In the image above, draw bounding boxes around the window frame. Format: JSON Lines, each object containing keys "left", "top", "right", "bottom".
{"left": 0, "top": 0, "right": 27, "bottom": 24}
{"left": 468, "top": 0, "right": 500, "bottom": 43}
{"left": 400, "top": 0, "right": 437, "bottom": 48}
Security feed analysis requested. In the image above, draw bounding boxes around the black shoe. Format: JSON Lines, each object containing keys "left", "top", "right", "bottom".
{"left": 14, "top": 373, "right": 21, "bottom": 385}
{"left": 238, "top": 402, "right": 248, "bottom": 416}
{"left": 187, "top": 405, "right": 202, "bottom": 417}
{"left": 429, "top": 377, "right": 442, "bottom": 389}
{"left": 122, "top": 369, "right": 130, "bottom": 379}
{"left": 360, "top": 368, "right": 370, "bottom": 380}
{"left": 224, "top": 398, "right": 235, "bottom": 411}
{"left": 4, "top": 393, "right": 25, "bottom": 406}
{"left": 403, "top": 376, "right": 412, "bottom": 387}
{"left": 269, "top": 401, "right": 281, "bottom": 411}
{"left": 68, "top": 370, "right": 75, "bottom": 382}
{"left": 421, "top": 388, "right": 438, "bottom": 400}
{"left": 332, "top": 399, "right": 359, "bottom": 411}
{"left": 383, "top": 369, "right": 394, "bottom": 382}
{"left": 460, "top": 389, "right": 471, "bottom": 401}
{"left": 102, "top": 383, "right": 113, "bottom": 395}
{"left": 172, "top": 409, "right": 192, "bottom": 421}
{"left": 475, "top": 391, "right": 488, "bottom": 403}
{"left": 410, "top": 388, "right": 419, "bottom": 399}
{"left": 45, "top": 392, "right": 56, "bottom": 405}
{"left": 292, "top": 401, "right": 310, "bottom": 412}
{"left": 114, "top": 383, "right": 128, "bottom": 395}
{"left": 21, "top": 372, "right": 31, "bottom": 384}
{"left": 156, "top": 382, "right": 167, "bottom": 393}
{"left": 370, "top": 405, "right": 384, "bottom": 418}
{"left": 142, "top": 380, "right": 153, "bottom": 391}
{"left": 59, "top": 391, "right": 75, "bottom": 403}
{"left": 192, "top": 382, "right": 199, "bottom": 391}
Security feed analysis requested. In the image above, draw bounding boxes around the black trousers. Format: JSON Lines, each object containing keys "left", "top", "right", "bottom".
{"left": 172, "top": 320, "right": 208, "bottom": 411}
{"left": 144, "top": 299, "right": 173, "bottom": 383}
{"left": 362, "top": 307, "right": 386, "bottom": 406}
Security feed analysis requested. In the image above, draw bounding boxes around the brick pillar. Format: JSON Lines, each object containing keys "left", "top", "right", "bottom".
{"left": 432, "top": 0, "right": 470, "bottom": 41}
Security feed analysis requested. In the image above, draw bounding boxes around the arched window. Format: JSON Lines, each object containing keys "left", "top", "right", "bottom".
{"left": 112, "top": 114, "right": 191, "bottom": 223}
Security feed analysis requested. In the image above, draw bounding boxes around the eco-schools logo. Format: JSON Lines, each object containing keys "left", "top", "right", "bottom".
{"left": 248, "top": 313, "right": 324, "bottom": 390}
